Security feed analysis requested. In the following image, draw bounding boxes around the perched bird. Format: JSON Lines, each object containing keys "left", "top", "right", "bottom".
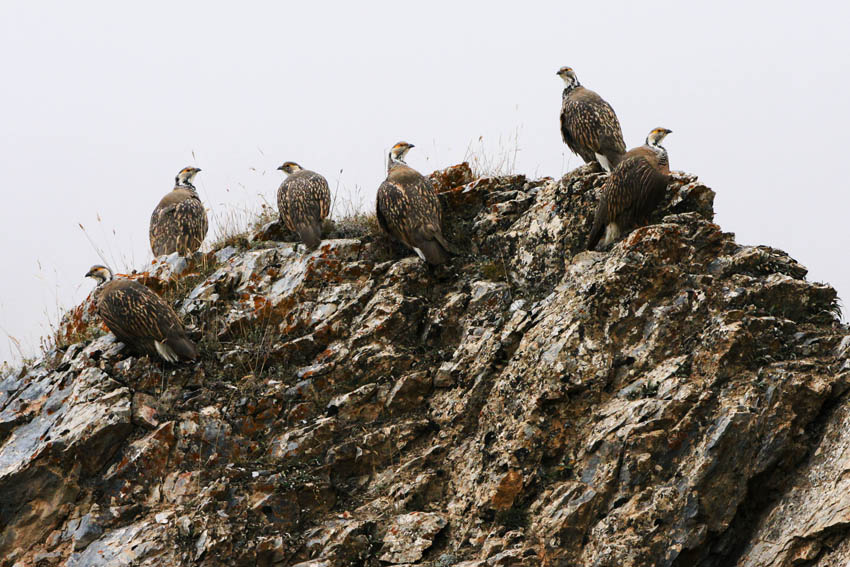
{"left": 557, "top": 66, "right": 626, "bottom": 172}
{"left": 586, "top": 128, "right": 673, "bottom": 250}
{"left": 149, "top": 167, "right": 208, "bottom": 257}
{"left": 376, "top": 142, "right": 452, "bottom": 265}
{"left": 85, "top": 265, "right": 199, "bottom": 362}
{"left": 276, "top": 162, "right": 331, "bottom": 250}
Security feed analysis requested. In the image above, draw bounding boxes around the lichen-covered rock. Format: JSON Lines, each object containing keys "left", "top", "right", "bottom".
{"left": 379, "top": 512, "right": 447, "bottom": 564}
{"left": 0, "top": 164, "right": 847, "bottom": 567}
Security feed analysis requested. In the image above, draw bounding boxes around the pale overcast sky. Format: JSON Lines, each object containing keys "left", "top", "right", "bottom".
{"left": 2, "top": 1, "right": 848, "bottom": 363}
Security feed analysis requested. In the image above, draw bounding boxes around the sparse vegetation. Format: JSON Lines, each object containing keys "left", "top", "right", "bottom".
{"left": 326, "top": 212, "right": 383, "bottom": 240}
{"left": 463, "top": 129, "right": 521, "bottom": 178}
{"left": 207, "top": 199, "right": 278, "bottom": 253}
{"left": 0, "top": 361, "right": 18, "bottom": 381}
{"left": 40, "top": 301, "right": 105, "bottom": 355}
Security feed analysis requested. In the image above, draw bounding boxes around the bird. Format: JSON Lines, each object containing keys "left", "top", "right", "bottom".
{"left": 149, "top": 166, "right": 208, "bottom": 257}
{"left": 85, "top": 265, "right": 199, "bottom": 362}
{"left": 276, "top": 162, "right": 331, "bottom": 250}
{"left": 586, "top": 128, "right": 673, "bottom": 251}
{"left": 376, "top": 141, "right": 452, "bottom": 265}
{"left": 557, "top": 66, "right": 626, "bottom": 172}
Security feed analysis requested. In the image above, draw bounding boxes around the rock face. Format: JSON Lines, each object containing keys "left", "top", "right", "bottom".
{"left": 1, "top": 164, "right": 848, "bottom": 567}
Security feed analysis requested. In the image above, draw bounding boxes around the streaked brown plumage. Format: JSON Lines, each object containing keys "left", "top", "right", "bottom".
{"left": 557, "top": 66, "right": 626, "bottom": 172}
{"left": 85, "top": 265, "right": 199, "bottom": 362}
{"left": 376, "top": 142, "right": 451, "bottom": 265}
{"left": 586, "top": 128, "right": 673, "bottom": 251}
{"left": 150, "top": 167, "right": 208, "bottom": 256}
{"left": 276, "top": 162, "right": 331, "bottom": 249}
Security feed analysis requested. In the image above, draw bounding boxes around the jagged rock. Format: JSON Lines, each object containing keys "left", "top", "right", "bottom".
{"left": 0, "top": 166, "right": 847, "bottom": 567}
{"left": 430, "top": 162, "right": 475, "bottom": 193}
{"left": 71, "top": 511, "right": 103, "bottom": 551}
{"left": 252, "top": 219, "right": 294, "bottom": 242}
{"left": 491, "top": 470, "right": 523, "bottom": 511}
{"left": 326, "top": 383, "right": 381, "bottom": 422}
{"left": 66, "top": 520, "right": 173, "bottom": 566}
{"left": 131, "top": 392, "right": 163, "bottom": 429}
{"left": 379, "top": 512, "right": 447, "bottom": 564}
{"left": 385, "top": 371, "right": 432, "bottom": 413}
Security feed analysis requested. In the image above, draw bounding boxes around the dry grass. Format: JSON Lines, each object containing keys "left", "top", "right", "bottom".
{"left": 38, "top": 298, "right": 105, "bottom": 357}
{"left": 207, "top": 197, "right": 278, "bottom": 253}
{"left": 0, "top": 360, "right": 16, "bottom": 380}
{"left": 463, "top": 129, "right": 521, "bottom": 178}
{"left": 326, "top": 212, "right": 383, "bottom": 240}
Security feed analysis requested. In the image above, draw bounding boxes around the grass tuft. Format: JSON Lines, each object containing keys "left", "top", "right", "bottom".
{"left": 326, "top": 212, "right": 383, "bottom": 240}
{"left": 463, "top": 129, "right": 521, "bottom": 178}
{"left": 207, "top": 199, "right": 278, "bottom": 253}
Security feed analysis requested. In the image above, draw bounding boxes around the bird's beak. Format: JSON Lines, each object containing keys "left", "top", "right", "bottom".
{"left": 408, "top": 144, "right": 415, "bottom": 149}
{"left": 195, "top": 168, "right": 202, "bottom": 173}
{"left": 85, "top": 269, "right": 94, "bottom": 278}
{"left": 666, "top": 129, "right": 673, "bottom": 134}
{"left": 277, "top": 166, "right": 284, "bottom": 171}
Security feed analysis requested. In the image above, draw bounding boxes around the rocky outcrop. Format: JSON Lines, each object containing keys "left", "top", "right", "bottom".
{"left": 0, "top": 164, "right": 847, "bottom": 566}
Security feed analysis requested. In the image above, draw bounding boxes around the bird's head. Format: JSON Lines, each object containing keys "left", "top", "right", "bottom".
{"left": 85, "top": 265, "right": 113, "bottom": 285}
{"left": 277, "top": 161, "right": 303, "bottom": 175}
{"left": 389, "top": 141, "right": 414, "bottom": 164}
{"left": 175, "top": 166, "right": 201, "bottom": 188}
{"left": 556, "top": 66, "right": 579, "bottom": 88}
{"left": 646, "top": 127, "right": 673, "bottom": 147}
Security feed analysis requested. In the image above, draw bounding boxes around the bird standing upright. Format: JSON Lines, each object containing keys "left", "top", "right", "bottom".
{"left": 586, "top": 128, "right": 673, "bottom": 250}
{"left": 376, "top": 142, "right": 452, "bottom": 265}
{"left": 557, "top": 66, "right": 626, "bottom": 172}
{"left": 276, "top": 162, "right": 331, "bottom": 250}
{"left": 149, "top": 167, "right": 208, "bottom": 257}
{"left": 85, "top": 265, "right": 199, "bottom": 362}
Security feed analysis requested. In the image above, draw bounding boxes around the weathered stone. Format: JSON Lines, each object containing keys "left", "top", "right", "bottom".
{"left": 252, "top": 219, "right": 295, "bottom": 242}
{"left": 327, "top": 383, "right": 381, "bottom": 422}
{"left": 379, "top": 512, "right": 447, "bottom": 564}
{"left": 72, "top": 512, "right": 103, "bottom": 551}
{"left": 430, "top": 162, "right": 475, "bottom": 193}
{"left": 66, "top": 521, "right": 172, "bottom": 566}
{"left": 491, "top": 470, "right": 523, "bottom": 511}
{"left": 131, "top": 392, "right": 163, "bottom": 429}
{"left": 385, "top": 371, "right": 433, "bottom": 413}
{"left": 268, "top": 418, "right": 335, "bottom": 461}
{"left": 0, "top": 165, "right": 847, "bottom": 567}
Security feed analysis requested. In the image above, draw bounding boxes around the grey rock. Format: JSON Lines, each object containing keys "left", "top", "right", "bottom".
{"left": 379, "top": 512, "right": 447, "bottom": 564}
{"left": 1, "top": 165, "right": 847, "bottom": 567}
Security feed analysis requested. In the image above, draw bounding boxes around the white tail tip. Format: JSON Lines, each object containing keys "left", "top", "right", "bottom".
{"left": 155, "top": 340, "right": 179, "bottom": 363}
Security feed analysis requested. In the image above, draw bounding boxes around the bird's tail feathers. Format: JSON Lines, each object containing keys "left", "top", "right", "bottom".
{"left": 434, "top": 232, "right": 459, "bottom": 256}
{"left": 586, "top": 216, "right": 605, "bottom": 251}
{"left": 297, "top": 221, "right": 322, "bottom": 250}
{"left": 606, "top": 150, "right": 625, "bottom": 171}
{"left": 154, "top": 340, "right": 178, "bottom": 363}
{"left": 165, "top": 335, "right": 199, "bottom": 362}
{"left": 417, "top": 238, "right": 450, "bottom": 265}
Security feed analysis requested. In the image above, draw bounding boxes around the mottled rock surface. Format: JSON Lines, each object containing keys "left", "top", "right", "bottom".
{"left": 0, "top": 165, "right": 847, "bottom": 566}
